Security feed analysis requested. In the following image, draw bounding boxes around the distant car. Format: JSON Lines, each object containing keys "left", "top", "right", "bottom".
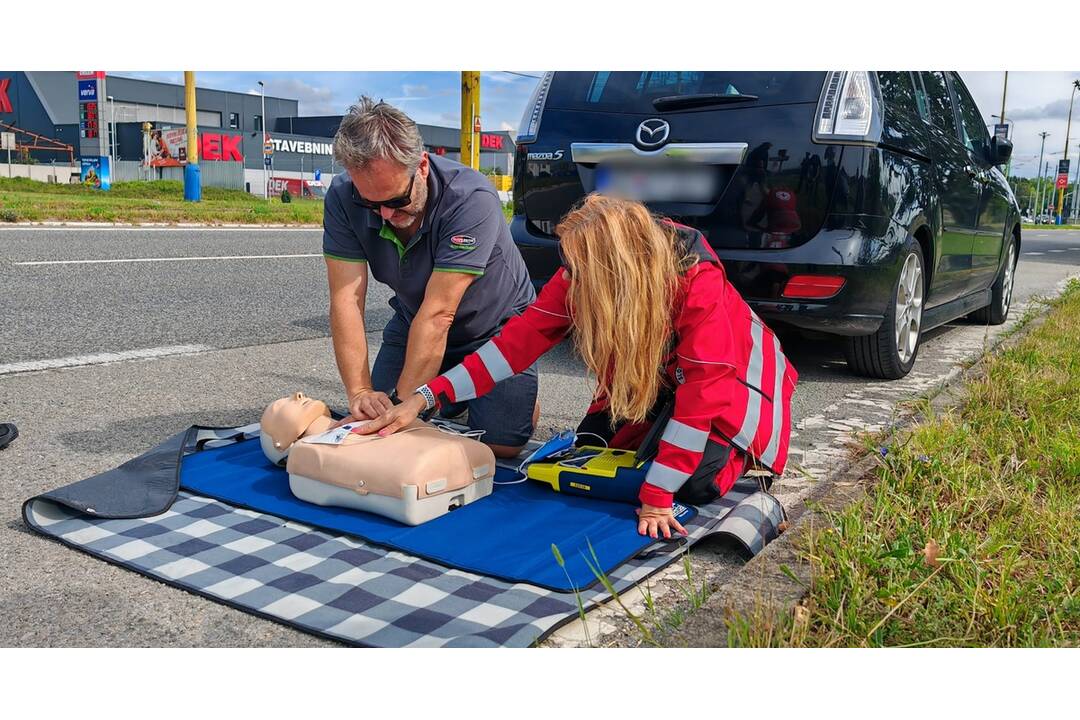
{"left": 1036, "top": 213, "right": 1052, "bottom": 224}
{"left": 511, "top": 71, "right": 1021, "bottom": 379}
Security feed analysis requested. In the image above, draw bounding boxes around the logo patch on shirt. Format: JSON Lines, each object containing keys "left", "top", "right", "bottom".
{"left": 449, "top": 234, "right": 477, "bottom": 251}
{"left": 675, "top": 367, "right": 686, "bottom": 385}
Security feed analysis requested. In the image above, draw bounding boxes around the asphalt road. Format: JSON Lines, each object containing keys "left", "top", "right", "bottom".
{"left": 1, "top": 225, "right": 1078, "bottom": 646}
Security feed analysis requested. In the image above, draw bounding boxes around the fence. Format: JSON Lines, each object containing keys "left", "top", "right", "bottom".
{"left": 112, "top": 160, "right": 244, "bottom": 190}
{"left": 0, "top": 163, "right": 80, "bottom": 183}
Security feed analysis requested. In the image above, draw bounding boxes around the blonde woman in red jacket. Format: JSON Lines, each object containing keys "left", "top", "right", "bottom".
{"left": 359, "top": 193, "right": 798, "bottom": 539}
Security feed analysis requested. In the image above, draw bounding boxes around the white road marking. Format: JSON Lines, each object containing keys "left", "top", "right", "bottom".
{"left": 15, "top": 254, "right": 322, "bottom": 266}
{"left": 0, "top": 345, "right": 213, "bottom": 376}
{"left": 1049, "top": 249, "right": 1067, "bottom": 253}
{"left": 1025, "top": 251, "right": 1046, "bottom": 256}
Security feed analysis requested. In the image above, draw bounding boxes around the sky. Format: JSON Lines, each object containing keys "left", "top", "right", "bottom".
{"left": 119, "top": 70, "right": 1080, "bottom": 179}
{"left": 116, "top": 71, "right": 541, "bottom": 136}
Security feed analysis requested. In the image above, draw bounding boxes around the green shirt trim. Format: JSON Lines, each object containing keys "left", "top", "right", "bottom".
{"left": 323, "top": 252, "right": 367, "bottom": 264}
{"left": 433, "top": 266, "right": 485, "bottom": 276}
{"left": 379, "top": 222, "right": 407, "bottom": 260}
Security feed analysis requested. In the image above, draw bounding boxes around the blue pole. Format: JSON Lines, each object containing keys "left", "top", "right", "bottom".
{"left": 184, "top": 163, "right": 201, "bottom": 202}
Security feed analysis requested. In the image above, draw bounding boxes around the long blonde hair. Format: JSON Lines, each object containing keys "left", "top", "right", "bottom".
{"left": 556, "top": 194, "right": 693, "bottom": 424}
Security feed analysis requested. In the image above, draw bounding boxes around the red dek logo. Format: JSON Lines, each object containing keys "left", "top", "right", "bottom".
{"left": 480, "top": 133, "right": 503, "bottom": 150}
{"left": 0, "top": 79, "right": 12, "bottom": 114}
{"left": 200, "top": 132, "right": 242, "bottom": 161}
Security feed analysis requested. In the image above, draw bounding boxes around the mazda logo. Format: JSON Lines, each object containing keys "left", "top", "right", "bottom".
{"left": 636, "top": 119, "right": 670, "bottom": 148}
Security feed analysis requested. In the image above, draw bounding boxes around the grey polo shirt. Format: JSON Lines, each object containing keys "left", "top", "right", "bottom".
{"left": 322, "top": 154, "right": 535, "bottom": 350}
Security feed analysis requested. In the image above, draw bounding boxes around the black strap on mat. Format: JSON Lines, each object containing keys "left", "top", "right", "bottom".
{"left": 0, "top": 423, "right": 19, "bottom": 451}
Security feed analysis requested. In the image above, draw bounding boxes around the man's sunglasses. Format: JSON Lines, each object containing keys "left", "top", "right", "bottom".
{"left": 354, "top": 171, "right": 417, "bottom": 210}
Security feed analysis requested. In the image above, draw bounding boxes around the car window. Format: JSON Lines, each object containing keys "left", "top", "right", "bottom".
{"left": 546, "top": 72, "right": 827, "bottom": 111}
{"left": 877, "top": 72, "right": 920, "bottom": 114}
{"left": 951, "top": 76, "right": 991, "bottom": 159}
{"left": 911, "top": 73, "right": 931, "bottom": 120}
{"left": 920, "top": 72, "right": 957, "bottom": 138}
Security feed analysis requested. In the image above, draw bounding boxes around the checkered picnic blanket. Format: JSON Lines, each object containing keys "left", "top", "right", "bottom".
{"left": 22, "top": 424, "right": 784, "bottom": 647}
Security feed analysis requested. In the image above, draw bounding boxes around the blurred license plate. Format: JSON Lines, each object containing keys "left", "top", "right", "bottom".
{"left": 594, "top": 165, "right": 717, "bottom": 202}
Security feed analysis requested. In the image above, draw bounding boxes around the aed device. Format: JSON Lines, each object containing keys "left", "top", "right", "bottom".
{"left": 526, "top": 446, "right": 651, "bottom": 505}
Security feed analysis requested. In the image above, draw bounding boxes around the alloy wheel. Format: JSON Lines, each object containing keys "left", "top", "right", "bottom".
{"left": 1001, "top": 243, "right": 1016, "bottom": 316}
{"left": 894, "top": 252, "right": 924, "bottom": 365}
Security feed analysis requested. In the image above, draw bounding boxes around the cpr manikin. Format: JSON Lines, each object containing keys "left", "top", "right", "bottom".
{"left": 259, "top": 392, "right": 495, "bottom": 525}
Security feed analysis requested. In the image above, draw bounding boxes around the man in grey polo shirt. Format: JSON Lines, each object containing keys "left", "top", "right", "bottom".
{"left": 322, "top": 96, "right": 537, "bottom": 457}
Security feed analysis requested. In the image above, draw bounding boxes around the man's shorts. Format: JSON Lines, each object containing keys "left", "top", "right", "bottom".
{"left": 370, "top": 313, "right": 538, "bottom": 448}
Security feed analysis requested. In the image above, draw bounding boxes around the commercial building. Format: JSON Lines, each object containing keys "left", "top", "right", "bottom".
{"left": 0, "top": 71, "right": 515, "bottom": 193}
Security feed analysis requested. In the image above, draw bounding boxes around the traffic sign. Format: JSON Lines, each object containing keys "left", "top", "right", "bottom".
{"left": 314, "top": 169, "right": 321, "bottom": 182}
{"left": 264, "top": 156, "right": 272, "bottom": 167}
{"left": 1059, "top": 159, "right": 1071, "bottom": 176}
{"left": 263, "top": 136, "right": 274, "bottom": 156}
{"left": 1056, "top": 173, "right": 1069, "bottom": 189}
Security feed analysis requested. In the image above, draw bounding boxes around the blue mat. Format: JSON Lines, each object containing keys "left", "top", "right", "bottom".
{"left": 179, "top": 437, "right": 696, "bottom": 592}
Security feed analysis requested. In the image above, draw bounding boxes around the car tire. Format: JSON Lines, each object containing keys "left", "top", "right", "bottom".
{"left": 844, "top": 239, "right": 925, "bottom": 379}
{"left": 969, "top": 238, "right": 1017, "bottom": 325}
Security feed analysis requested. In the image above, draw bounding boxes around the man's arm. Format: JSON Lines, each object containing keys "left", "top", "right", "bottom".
{"left": 326, "top": 257, "right": 391, "bottom": 418}
{"left": 395, "top": 270, "right": 476, "bottom": 396}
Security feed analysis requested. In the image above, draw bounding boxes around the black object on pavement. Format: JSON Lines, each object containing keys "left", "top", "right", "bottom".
{"left": 0, "top": 423, "right": 17, "bottom": 450}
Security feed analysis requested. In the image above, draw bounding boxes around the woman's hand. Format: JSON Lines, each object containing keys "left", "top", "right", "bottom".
{"left": 352, "top": 393, "right": 428, "bottom": 437}
{"left": 348, "top": 389, "right": 393, "bottom": 420}
{"left": 636, "top": 503, "right": 688, "bottom": 540}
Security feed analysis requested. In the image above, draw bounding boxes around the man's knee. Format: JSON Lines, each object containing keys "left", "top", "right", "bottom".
{"left": 488, "top": 442, "right": 526, "bottom": 459}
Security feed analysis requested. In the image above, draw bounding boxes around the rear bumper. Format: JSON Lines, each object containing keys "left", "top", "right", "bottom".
{"left": 511, "top": 214, "right": 907, "bottom": 338}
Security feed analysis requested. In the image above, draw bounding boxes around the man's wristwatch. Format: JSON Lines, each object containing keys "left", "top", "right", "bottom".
{"left": 414, "top": 384, "right": 437, "bottom": 421}
{"left": 387, "top": 389, "right": 403, "bottom": 406}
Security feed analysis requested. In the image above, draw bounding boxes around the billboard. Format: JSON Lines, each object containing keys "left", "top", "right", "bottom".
{"left": 148, "top": 128, "right": 188, "bottom": 167}
{"left": 80, "top": 156, "right": 111, "bottom": 190}
{"left": 77, "top": 80, "right": 97, "bottom": 102}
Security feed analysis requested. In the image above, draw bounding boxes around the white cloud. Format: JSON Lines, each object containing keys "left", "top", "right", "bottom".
{"left": 961, "top": 71, "right": 1080, "bottom": 177}
{"left": 261, "top": 78, "right": 339, "bottom": 116}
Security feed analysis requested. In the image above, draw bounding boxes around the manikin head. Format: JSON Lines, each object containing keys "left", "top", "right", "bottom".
{"left": 333, "top": 96, "right": 430, "bottom": 231}
{"left": 259, "top": 392, "right": 334, "bottom": 465}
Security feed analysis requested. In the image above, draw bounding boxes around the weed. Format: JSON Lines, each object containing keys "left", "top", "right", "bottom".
{"left": 726, "top": 280, "right": 1080, "bottom": 647}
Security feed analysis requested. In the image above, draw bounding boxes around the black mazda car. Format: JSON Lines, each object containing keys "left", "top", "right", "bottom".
{"left": 510, "top": 71, "right": 1020, "bottom": 379}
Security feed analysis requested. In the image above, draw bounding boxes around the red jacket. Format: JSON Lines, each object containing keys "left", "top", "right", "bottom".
{"left": 426, "top": 223, "right": 798, "bottom": 507}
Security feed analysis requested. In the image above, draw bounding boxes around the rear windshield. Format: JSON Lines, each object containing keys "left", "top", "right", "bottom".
{"left": 546, "top": 71, "right": 827, "bottom": 112}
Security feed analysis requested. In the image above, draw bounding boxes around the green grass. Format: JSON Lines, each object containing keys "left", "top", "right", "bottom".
{"left": 1022, "top": 223, "right": 1080, "bottom": 230}
{"left": 551, "top": 540, "right": 712, "bottom": 647}
{"left": 726, "top": 280, "right": 1080, "bottom": 647}
{"left": 0, "top": 178, "right": 323, "bottom": 225}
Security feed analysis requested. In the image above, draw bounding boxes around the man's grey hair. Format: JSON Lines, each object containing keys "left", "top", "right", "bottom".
{"left": 333, "top": 96, "right": 425, "bottom": 172}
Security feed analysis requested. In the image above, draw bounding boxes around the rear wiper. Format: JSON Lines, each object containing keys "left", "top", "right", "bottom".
{"left": 652, "top": 93, "right": 759, "bottom": 111}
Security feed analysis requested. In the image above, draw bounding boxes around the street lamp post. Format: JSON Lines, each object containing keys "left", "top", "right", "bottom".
{"left": 1036, "top": 131, "right": 1050, "bottom": 219}
{"left": 1057, "top": 80, "right": 1080, "bottom": 224}
{"left": 1073, "top": 143, "right": 1080, "bottom": 222}
{"left": 259, "top": 80, "right": 267, "bottom": 200}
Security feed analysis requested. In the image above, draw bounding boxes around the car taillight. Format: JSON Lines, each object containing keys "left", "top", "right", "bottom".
{"left": 814, "top": 71, "right": 877, "bottom": 142}
{"left": 782, "top": 275, "right": 846, "bottom": 299}
{"left": 516, "top": 72, "right": 554, "bottom": 145}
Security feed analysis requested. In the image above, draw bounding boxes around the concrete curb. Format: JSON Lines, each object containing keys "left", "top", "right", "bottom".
{"left": 664, "top": 274, "right": 1078, "bottom": 647}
